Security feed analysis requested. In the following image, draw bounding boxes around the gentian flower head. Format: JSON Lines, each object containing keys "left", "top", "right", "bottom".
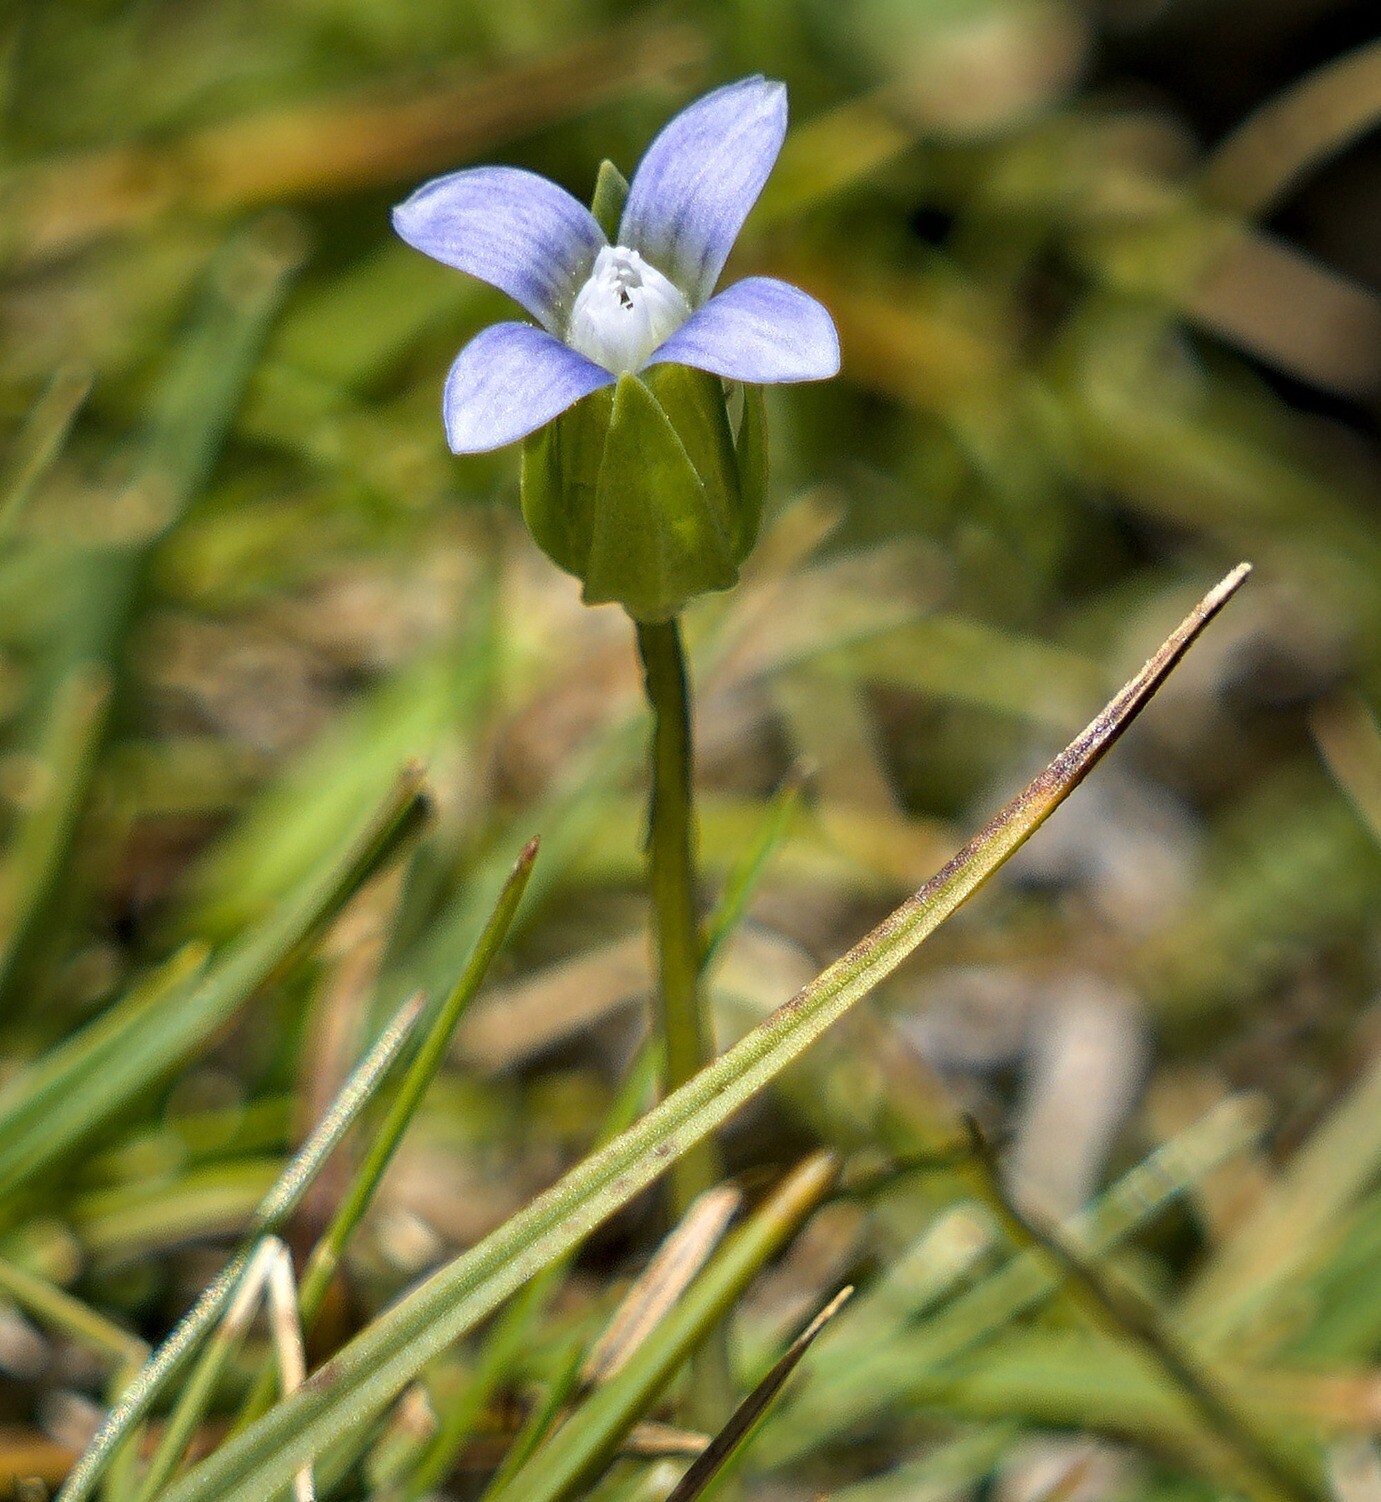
{"left": 392, "top": 76, "right": 839, "bottom": 454}
{"left": 393, "top": 76, "right": 839, "bottom": 621}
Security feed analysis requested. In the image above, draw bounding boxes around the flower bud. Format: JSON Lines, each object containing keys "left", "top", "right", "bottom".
{"left": 519, "top": 363, "right": 766, "bottom": 622}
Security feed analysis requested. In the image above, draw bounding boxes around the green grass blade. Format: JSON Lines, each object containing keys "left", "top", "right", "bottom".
{"left": 71, "top": 1162, "right": 280, "bottom": 1263}
{"left": 492, "top": 1154, "right": 839, "bottom": 1502}
{"left": 661, "top": 1286, "right": 852, "bottom": 1502}
{"left": 54, "top": 993, "right": 425, "bottom": 1502}
{"left": 816, "top": 614, "right": 1107, "bottom": 729}
{"left": 310, "top": 836, "right": 539, "bottom": 1286}
{"left": 825, "top": 1426, "right": 1018, "bottom": 1502}
{"left": 234, "top": 838, "right": 539, "bottom": 1434}
{"left": 0, "top": 220, "right": 302, "bottom": 1005}
{"left": 765, "top": 1095, "right": 1266, "bottom": 1463}
{"left": 1182, "top": 1026, "right": 1381, "bottom": 1346}
{"left": 479, "top": 1336, "right": 587, "bottom": 1502}
{"left": 397, "top": 1276, "right": 558, "bottom": 1502}
{"left": 0, "top": 666, "right": 108, "bottom": 994}
{"left": 176, "top": 628, "right": 498, "bottom": 943}
{"left": 859, "top": 1334, "right": 1351, "bottom": 1461}
{"left": 370, "top": 729, "right": 635, "bottom": 1032}
{"left": 148, "top": 566, "right": 1247, "bottom": 1502}
{"left": 127, "top": 220, "right": 306, "bottom": 521}
{"left": 963, "top": 1120, "right": 1322, "bottom": 1502}
{"left": 0, "top": 1254, "right": 149, "bottom": 1369}
{"left": 700, "top": 763, "right": 805, "bottom": 970}
{"left": 0, "top": 768, "right": 426, "bottom": 1200}
{"left": 401, "top": 1044, "right": 662, "bottom": 1499}
{"left": 0, "top": 942, "right": 209, "bottom": 1177}
{"left": 0, "top": 363, "right": 90, "bottom": 540}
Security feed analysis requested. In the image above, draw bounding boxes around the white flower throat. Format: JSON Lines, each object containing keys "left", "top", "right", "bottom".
{"left": 566, "top": 246, "right": 690, "bottom": 375}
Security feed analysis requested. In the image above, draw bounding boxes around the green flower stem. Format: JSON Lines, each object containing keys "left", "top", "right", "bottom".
{"left": 634, "top": 615, "right": 732, "bottom": 1432}
{"left": 634, "top": 616, "right": 720, "bottom": 1211}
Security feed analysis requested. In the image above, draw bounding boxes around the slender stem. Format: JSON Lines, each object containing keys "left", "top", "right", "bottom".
{"left": 634, "top": 615, "right": 732, "bottom": 1432}
{"left": 634, "top": 617, "right": 720, "bottom": 1212}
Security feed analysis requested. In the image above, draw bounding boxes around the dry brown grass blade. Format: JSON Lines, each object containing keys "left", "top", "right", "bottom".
{"left": 455, "top": 936, "right": 647, "bottom": 1072}
{"left": 582, "top": 1186, "right": 743, "bottom": 1388}
{"left": 1201, "top": 38, "right": 1381, "bottom": 217}
{"left": 623, "top": 1422, "right": 710, "bottom": 1459}
{"left": 1185, "top": 229, "right": 1381, "bottom": 396}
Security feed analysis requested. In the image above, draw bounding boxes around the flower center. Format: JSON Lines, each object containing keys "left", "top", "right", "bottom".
{"left": 566, "top": 246, "right": 690, "bottom": 375}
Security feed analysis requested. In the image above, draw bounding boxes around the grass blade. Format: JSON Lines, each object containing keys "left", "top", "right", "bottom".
{"left": 1312, "top": 695, "right": 1381, "bottom": 845}
{"left": 826, "top": 1426, "right": 1019, "bottom": 1502}
{"left": 1202, "top": 38, "right": 1381, "bottom": 216}
{"left": 766, "top": 1096, "right": 1266, "bottom": 1463}
{"left": 581, "top": 1186, "right": 742, "bottom": 1388}
{"left": 235, "top": 838, "right": 539, "bottom": 1430}
{"left": 401, "top": 1045, "right": 661, "bottom": 1501}
{"left": 0, "top": 767, "right": 426, "bottom": 1200}
{"left": 492, "top": 1154, "right": 839, "bottom": 1502}
{"left": 700, "top": 764, "right": 805, "bottom": 970}
{"left": 662, "top": 1286, "right": 853, "bottom": 1502}
{"left": 0, "top": 667, "right": 109, "bottom": 988}
{"left": 150, "top": 565, "right": 1250, "bottom": 1502}
{"left": 0, "top": 363, "right": 90, "bottom": 540}
{"left": 54, "top": 993, "right": 425, "bottom": 1502}
{"left": 480, "top": 1335, "right": 589, "bottom": 1501}
{"left": 0, "top": 223, "right": 302, "bottom": 1011}
{"left": 0, "top": 943, "right": 209, "bottom": 1183}
{"left": 0, "top": 1255, "right": 148, "bottom": 1369}
{"left": 964, "top": 1120, "right": 1323, "bottom": 1502}
{"left": 133, "top": 1238, "right": 290, "bottom": 1502}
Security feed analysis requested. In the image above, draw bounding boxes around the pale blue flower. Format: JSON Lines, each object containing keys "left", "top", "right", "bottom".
{"left": 392, "top": 76, "right": 840, "bottom": 453}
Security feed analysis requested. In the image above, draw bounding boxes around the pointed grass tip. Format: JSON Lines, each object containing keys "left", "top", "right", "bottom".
{"left": 801, "top": 1283, "right": 854, "bottom": 1340}
{"left": 1044, "top": 561, "right": 1253, "bottom": 786}
{"left": 661, "top": 1282, "right": 853, "bottom": 1502}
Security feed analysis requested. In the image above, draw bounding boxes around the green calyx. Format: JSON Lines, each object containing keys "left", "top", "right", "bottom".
{"left": 520, "top": 363, "right": 767, "bottom": 623}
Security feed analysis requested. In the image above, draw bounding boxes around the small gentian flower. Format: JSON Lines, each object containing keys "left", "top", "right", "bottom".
{"left": 392, "top": 76, "right": 839, "bottom": 455}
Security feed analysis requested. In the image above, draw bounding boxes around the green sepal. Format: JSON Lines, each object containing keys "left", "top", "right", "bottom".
{"left": 644, "top": 363, "right": 740, "bottom": 540}
{"left": 583, "top": 374, "right": 737, "bottom": 621}
{"left": 520, "top": 384, "right": 613, "bottom": 579}
{"left": 519, "top": 366, "right": 770, "bottom": 620}
{"left": 733, "top": 383, "right": 768, "bottom": 558}
{"left": 590, "top": 160, "right": 629, "bottom": 240}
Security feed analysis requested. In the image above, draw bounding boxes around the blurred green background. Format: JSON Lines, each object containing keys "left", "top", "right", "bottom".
{"left": 2, "top": 1, "right": 1381, "bottom": 1499}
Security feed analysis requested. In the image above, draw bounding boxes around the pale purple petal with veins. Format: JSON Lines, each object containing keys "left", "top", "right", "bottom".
{"left": 645, "top": 276, "right": 839, "bottom": 383}
{"left": 393, "top": 167, "right": 607, "bottom": 330}
{"left": 443, "top": 323, "right": 614, "bottom": 453}
{"left": 619, "top": 77, "right": 787, "bottom": 306}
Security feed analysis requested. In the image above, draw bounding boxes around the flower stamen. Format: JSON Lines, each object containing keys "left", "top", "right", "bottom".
{"left": 566, "top": 246, "right": 691, "bottom": 375}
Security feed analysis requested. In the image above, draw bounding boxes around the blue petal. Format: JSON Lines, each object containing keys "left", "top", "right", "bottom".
{"left": 393, "top": 167, "right": 607, "bottom": 330}
{"left": 443, "top": 323, "right": 614, "bottom": 453}
{"left": 645, "top": 277, "right": 839, "bottom": 383}
{"left": 620, "top": 77, "right": 787, "bottom": 306}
